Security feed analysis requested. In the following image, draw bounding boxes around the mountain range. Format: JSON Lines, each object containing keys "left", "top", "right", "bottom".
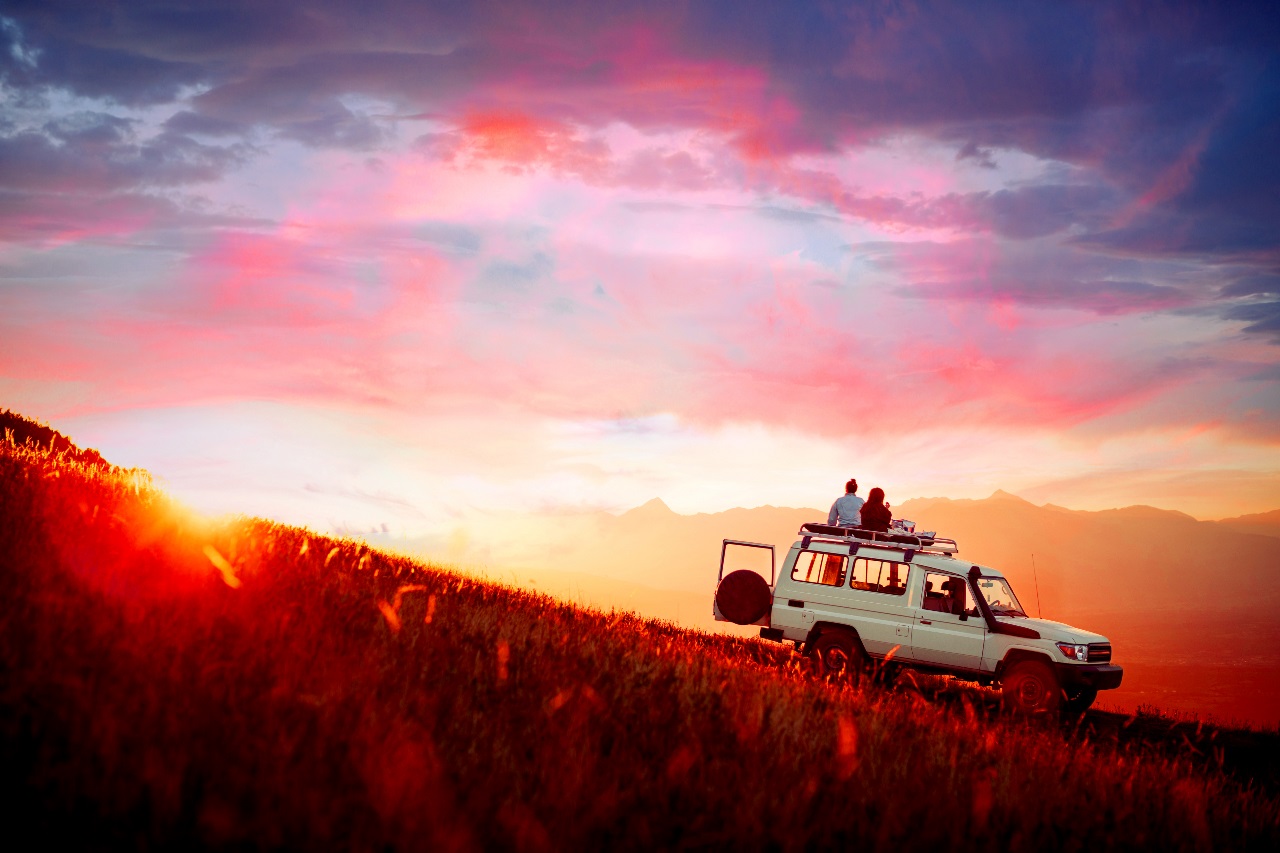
{"left": 405, "top": 491, "right": 1280, "bottom": 726}
{"left": 438, "top": 491, "right": 1280, "bottom": 621}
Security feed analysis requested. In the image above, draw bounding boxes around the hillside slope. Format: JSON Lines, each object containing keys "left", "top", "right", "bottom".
{"left": 0, "top": 408, "right": 110, "bottom": 468}
{"left": 2, "top": 422, "right": 1279, "bottom": 848}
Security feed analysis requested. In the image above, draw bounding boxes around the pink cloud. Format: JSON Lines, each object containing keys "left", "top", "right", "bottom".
{"left": 2, "top": 214, "right": 1270, "bottom": 455}
{"left": 416, "top": 111, "right": 718, "bottom": 193}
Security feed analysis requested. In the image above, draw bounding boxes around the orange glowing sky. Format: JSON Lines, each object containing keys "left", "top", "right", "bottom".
{"left": 1, "top": 1, "right": 1278, "bottom": 538}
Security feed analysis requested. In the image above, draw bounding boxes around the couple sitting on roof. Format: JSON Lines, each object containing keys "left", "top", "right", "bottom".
{"left": 826, "top": 478, "right": 893, "bottom": 532}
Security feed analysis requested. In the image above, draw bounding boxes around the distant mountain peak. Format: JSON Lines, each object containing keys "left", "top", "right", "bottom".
{"left": 1219, "top": 508, "right": 1280, "bottom": 524}
{"left": 988, "top": 489, "right": 1033, "bottom": 504}
{"left": 630, "top": 497, "right": 674, "bottom": 515}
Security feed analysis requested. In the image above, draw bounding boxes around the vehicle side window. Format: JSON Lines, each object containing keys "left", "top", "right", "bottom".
{"left": 849, "top": 558, "right": 908, "bottom": 596}
{"left": 922, "top": 571, "right": 978, "bottom": 616}
{"left": 790, "top": 551, "right": 847, "bottom": 587}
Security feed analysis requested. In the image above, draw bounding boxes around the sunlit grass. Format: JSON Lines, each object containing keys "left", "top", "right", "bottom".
{"left": 2, "top": 430, "right": 1278, "bottom": 849}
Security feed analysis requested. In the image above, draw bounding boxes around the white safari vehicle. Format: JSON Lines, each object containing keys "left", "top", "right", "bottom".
{"left": 714, "top": 522, "right": 1123, "bottom": 714}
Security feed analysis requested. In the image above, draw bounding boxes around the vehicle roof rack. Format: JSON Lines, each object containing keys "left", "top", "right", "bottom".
{"left": 798, "top": 522, "right": 959, "bottom": 555}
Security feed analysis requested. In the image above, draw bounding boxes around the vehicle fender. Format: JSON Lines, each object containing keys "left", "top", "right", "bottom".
{"left": 995, "top": 647, "right": 1055, "bottom": 681}
{"left": 804, "top": 621, "right": 868, "bottom": 657}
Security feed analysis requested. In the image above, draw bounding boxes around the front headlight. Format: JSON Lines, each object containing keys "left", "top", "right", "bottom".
{"left": 1056, "top": 642, "right": 1088, "bottom": 661}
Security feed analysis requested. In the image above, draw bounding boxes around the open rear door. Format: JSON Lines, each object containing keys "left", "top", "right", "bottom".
{"left": 719, "top": 540, "right": 775, "bottom": 584}
{"left": 714, "top": 540, "right": 775, "bottom": 626}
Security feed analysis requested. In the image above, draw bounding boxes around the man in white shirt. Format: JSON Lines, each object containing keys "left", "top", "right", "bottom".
{"left": 827, "top": 478, "right": 865, "bottom": 528}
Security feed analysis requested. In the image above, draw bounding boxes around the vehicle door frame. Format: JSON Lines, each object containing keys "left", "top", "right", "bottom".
{"left": 718, "top": 539, "right": 775, "bottom": 585}
{"left": 839, "top": 547, "right": 917, "bottom": 659}
{"left": 909, "top": 568, "right": 988, "bottom": 671}
{"left": 771, "top": 541, "right": 850, "bottom": 642}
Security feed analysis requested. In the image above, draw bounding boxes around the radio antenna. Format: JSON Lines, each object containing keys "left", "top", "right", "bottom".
{"left": 1030, "top": 553, "right": 1043, "bottom": 618}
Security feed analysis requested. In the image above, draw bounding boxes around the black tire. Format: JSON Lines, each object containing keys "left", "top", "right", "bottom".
{"left": 1063, "top": 686, "right": 1098, "bottom": 714}
{"left": 1001, "top": 660, "right": 1061, "bottom": 715}
{"left": 810, "top": 631, "right": 866, "bottom": 683}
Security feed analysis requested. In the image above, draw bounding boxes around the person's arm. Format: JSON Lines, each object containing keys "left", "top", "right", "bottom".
{"left": 827, "top": 500, "right": 839, "bottom": 525}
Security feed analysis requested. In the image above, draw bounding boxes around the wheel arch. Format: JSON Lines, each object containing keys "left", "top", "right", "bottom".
{"left": 804, "top": 622, "right": 868, "bottom": 657}
{"left": 995, "top": 648, "right": 1055, "bottom": 681}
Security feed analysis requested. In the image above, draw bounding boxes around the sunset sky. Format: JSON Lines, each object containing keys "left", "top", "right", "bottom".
{"left": 2, "top": 1, "right": 1278, "bottom": 538}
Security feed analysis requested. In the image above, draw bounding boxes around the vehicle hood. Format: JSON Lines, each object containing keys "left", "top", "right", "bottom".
{"left": 997, "top": 616, "right": 1109, "bottom": 644}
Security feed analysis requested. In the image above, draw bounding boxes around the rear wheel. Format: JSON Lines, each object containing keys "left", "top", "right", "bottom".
{"left": 1063, "top": 686, "right": 1098, "bottom": 714}
{"left": 1001, "top": 660, "right": 1060, "bottom": 715}
{"left": 810, "top": 631, "right": 866, "bottom": 683}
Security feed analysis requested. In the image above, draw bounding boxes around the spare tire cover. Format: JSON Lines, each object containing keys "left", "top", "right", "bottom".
{"left": 716, "top": 570, "right": 772, "bottom": 625}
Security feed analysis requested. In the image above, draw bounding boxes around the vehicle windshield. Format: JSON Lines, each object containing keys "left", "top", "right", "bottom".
{"left": 975, "top": 576, "right": 1026, "bottom": 617}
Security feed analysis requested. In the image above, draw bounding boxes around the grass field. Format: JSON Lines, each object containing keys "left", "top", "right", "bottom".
{"left": 2, "top": 419, "right": 1279, "bottom": 850}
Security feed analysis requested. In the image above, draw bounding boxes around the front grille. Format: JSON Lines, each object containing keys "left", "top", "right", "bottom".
{"left": 1088, "top": 643, "right": 1112, "bottom": 663}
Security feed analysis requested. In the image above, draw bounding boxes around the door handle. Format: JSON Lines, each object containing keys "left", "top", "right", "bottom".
{"left": 919, "top": 619, "right": 931, "bottom": 625}
{"left": 788, "top": 599, "right": 804, "bottom": 608}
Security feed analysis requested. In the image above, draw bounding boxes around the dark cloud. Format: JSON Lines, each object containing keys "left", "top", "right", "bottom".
{"left": 1103, "top": 61, "right": 1280, "bottom": 263}
{"left": 0, "top": 116, "right": 248, "bottom": 191}
{"left": 4, "top": 1, "right": 464, "bottom": 65}
{"left": 903, "top": 277, "right": 1190, "bottom": 316}
{"left": 0, "top": 189, "right": 264, "bottom": 243}
{"left": 0, "top": 1, "right": 1262, "bottom": 159}
{"left": 163, "top": 110, "right": 249, "bottom": 138}
{"left": 0, "top": 107, "right": 252, "bottom": 245}
{"left": 1221, "top": 274, "right": 1280, "bottom": 299}
{"left": 1, "top": 0, "right": 1277, "bottom": 296}
{"left": 956, "top": 142, "right": 996, "bottom": 169}
{"left": 1224, "top": 301, "right": 1280, "bottom": 340}
{"left": 1177, "top": 61, "right": 1280, "bottom": 224}
{"left": 276, "top": 105, "right": 385, "bottom": 150}
{"left": 1073, "top": 206, "right": 1280, "bottom": 263}
{"left": 1066, "top": 58, "right": 1280, "bottom": 266}
{"left": 872, "top": 239, "right": 1199, "bottom": 316}
{"left": 774, "top": 172, "right": 1120, "bottom": 241}
{"left": 946, "top": 184, "right": 1120, "bottom": 240}
{"left": 43, "top": 111, "right": 134, "bottom": 145}
{"left": 2, "top": 1, "right": 1273, "bottom": 178}
{"left": 189, "top": 65, "right": 377, "bottom": 146}
{"left": 0, "top": 23, "right": 210, "bottom": 106}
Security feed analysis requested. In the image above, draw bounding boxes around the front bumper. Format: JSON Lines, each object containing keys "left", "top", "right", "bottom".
{"left": 1055, "top": 663, "right": 1123, "bottom": 692}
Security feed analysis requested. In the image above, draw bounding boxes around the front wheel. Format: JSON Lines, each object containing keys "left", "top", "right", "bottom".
{"left": 1063, "top": 686, "right": 1098, "bottom": 714}
{"left": 1001, "top": 660, "right": 1061, "bottom": 715}
{"left": 810, "top": 631, "right": 866, "bottom": 683}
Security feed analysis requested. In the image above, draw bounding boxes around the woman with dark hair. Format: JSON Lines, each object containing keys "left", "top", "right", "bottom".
{"left": 859, "top": 487, "right": 892, "bottom": 532}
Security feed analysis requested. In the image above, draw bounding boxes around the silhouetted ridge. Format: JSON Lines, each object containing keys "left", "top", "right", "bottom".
{"left": 987, "top": 489, "right": 1034, "bottom": 505}
{"left": 1215, "top": 509, "right": 1280, "bottom": 539}
{"left": 625, "top": 497, "right": 675, "bottom": 516}
{"left": 1, "top": 409, "right": 110, "bottom": 469}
